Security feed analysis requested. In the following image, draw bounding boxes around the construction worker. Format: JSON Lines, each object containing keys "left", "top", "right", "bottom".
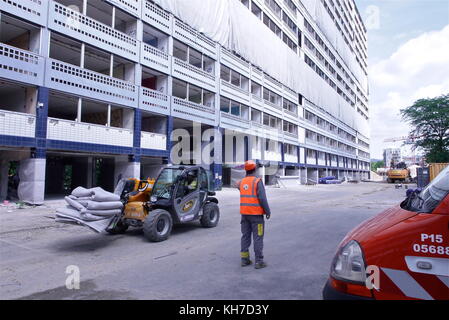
{"left": 236, "top": 160, "right": 271, "bottom": 269}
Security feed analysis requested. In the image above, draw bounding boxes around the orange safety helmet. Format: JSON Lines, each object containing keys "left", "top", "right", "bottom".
{"left": 244, "top": 160, "right": 257, "bottom": 171}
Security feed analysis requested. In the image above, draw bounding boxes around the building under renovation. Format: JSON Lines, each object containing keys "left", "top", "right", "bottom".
{"left": 0, "top": 0, "right": 370, "bottom": 204}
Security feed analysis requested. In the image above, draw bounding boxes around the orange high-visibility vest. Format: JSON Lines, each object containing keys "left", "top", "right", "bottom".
{"left": 239, "top": 176, "right": 264, "bottom": 215}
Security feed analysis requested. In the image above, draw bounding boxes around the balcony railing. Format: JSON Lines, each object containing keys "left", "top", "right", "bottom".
{"left": 141, "top": 43, "right": 170, "bottom": 74}
{"left": 172, "top": 57, "right": 216, "bottom": 92}
{"left": 220, "top": 80, "right": 250, "bottom": 105}
{"left": 142, "top": 0, "right": 172, "bottom": 34}
{"left": 251, "top": 94, "right": 264, "bottom": 109}
{"left": 220, "top": 48, "right": 250, "bottom": 77}
{"left": 284, "top": 154, "right": 298, "bottom": 164}
{"left": 140, "top": 88, "right": 170, "bottom": 115}
{"left": 265, "top": 150, "right": 282, "bottom": 162}
{"left": 48, "top": 1, "right": 139, "bottom": 62}
{"left": 47, "top": 118, "right": 133, "bottom": 147}
{"left": 0, "top": 0, "right": 48, "bottom": 26}
{"left": 0, "top": 43, "right": 44, "bottom": 86}
{"left": 263, "top": 99, "right": 282, "bottom": 112}
{"left": 141, "top": 131, "right": 166, "bottom": 150}
{"left": 45, "top": 59, "right": 138, "bottom": 108}
{"left": 173, "top": 19, "right": 217, "bottom": 59}
{"left": 171, "top": 97, "right": 216, "bottom": 125}
{"left": 264, "top": 74, "right": 283, "bottom": 96}
{"left": 0, "top": 110, "right": 36, "bottom": 138}
{"left": 251, "top": 66, "right": 263, "bottom": 84}
{"left": 283, "top": 85, "right": 298, "bottom": 103}
{"left": 105, "top": 0, "right": 141, "bottom": 17}
{"left": 220, "top": 112, "right": 250, "bottom": 130}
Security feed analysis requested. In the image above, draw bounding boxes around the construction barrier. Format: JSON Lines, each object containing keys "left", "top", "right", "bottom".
{"left": 429, "top": 163, "right": 449, "bottom": 181}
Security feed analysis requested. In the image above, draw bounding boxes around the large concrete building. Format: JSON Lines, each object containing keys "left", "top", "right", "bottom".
{"left": 0, "top": 0, "right": 370, "bottom": 203}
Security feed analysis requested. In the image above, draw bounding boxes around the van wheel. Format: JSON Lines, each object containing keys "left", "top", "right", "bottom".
{"left": 200, "top": 203, "right": 220, "bottom": 228}
{"left": 143, "top": 209, "right": 173, "bottom": 242}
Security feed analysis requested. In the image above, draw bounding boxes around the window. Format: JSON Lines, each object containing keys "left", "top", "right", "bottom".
{"left": 251, "top": 3, "right": 262, "bottom": 19}
{"left": 263, "top": 88, "right": 281, "bottom": 106}
{"left": 265, "top": 0, "right": 281, "bottom": 18}
{"left": 283, "top": 99, "right": 297, "bottom": 114}
{"left": 174, "top": 40, "right": 214, "bottom": 74}
{"left": 231, "top": 71, "right": 241, "bottom": 87}
{"left": 220, "top": 97, "right": 230, "bottom": 113}
{"left": 230, "top": 101, "right": 240, "bottom": 116}
{"left": 220, "top": 65, "right": 231, "bottom": 82}
{"left": 251, "top": 82, "right": 262, "bottom": 97}
{"left": 251, "top": 109, "right": 261, "bottom": 123}
{"left": 188, "top": 85, "right": 202, "bottom": 104}
{"left": 173, "top": 79, "right": 214, "bottom": 106}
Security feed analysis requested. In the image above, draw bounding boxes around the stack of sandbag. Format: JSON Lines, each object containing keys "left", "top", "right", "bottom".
{"left": 55, "top": 187, "right": 123, "bottom": 233}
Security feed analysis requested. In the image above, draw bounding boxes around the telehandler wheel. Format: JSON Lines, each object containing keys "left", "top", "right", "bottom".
{"left": 106, "top": 221, "right": 129, "bottom": 235}
{"left": 200, "top": 202, "right": 220, "bottom": 228}
{"left": 143, "top": 209, "right": 173, "bottom": 242}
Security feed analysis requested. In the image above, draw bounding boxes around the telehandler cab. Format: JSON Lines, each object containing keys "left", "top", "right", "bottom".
{"left": 107, "top": 166, "right": 220, "bottom": 242}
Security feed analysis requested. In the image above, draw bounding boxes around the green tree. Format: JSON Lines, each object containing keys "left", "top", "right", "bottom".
{"left": 400, "top": 94, "right": 449, "bottom": 163}
{"left": 371, "top": 160, "right": 385, "bottom": 172}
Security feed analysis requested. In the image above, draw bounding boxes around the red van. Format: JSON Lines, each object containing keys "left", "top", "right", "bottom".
{"left": 323, "top": 166, "right": 449, "bottom": 300}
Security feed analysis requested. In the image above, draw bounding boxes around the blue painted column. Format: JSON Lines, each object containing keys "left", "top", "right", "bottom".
{"left": 133, "top": 108, "right": 142, "bottom": 154}
{"left": 166, "top": 115, "right": 174, "bottom": 164}
{"left": 35, "top": 87, "right": 49, "bottom": 157}
{"left": 211, "top": 127, "right": 224, "bottom": 190}
{"left": 281, "top": 142, "right": 285, "bottom": 163}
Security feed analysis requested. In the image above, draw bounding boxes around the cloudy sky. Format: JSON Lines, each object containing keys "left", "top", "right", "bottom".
{"left": 354, "top": 0, "right": 449, "bottom": 159}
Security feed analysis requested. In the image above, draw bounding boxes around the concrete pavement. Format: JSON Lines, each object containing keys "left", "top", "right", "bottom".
{"left": 0, "top": 182, "right": 409, "bottom": 300}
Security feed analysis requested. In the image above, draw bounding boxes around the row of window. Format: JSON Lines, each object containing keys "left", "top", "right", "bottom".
{"left": 304, "top": 54, "right": 355, "bottom": 107}
{"left": 304, "top": 110, "right": 356, "bottom": 144}
{"left": 322, "top": 0, "right": 368, "bottom": 72}
{"left": 304, "top": 18, "right": 368, "bottom": 103}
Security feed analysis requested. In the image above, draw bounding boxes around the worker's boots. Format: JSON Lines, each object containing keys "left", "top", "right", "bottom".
{"left": 255, "top": 261, "right": 267, "bottom": 269}
{"left": 241, "top": 258, "right": 252, "bottom": 267}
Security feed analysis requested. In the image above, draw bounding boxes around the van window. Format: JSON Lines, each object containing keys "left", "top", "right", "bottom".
{"left": 407, "top": 166, "right": 449, "bottom": 213}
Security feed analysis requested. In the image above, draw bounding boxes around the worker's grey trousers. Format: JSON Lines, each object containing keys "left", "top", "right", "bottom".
{"left": 241, "top": 215, "right": 265, "bottom": 263}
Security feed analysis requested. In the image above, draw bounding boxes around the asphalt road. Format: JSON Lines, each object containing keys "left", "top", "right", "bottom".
{"left": 0, "top": 182, "right": 409, "bottom": 300}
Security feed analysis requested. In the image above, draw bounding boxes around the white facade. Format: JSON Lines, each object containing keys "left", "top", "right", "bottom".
{"left": 0, "top": 0, "right": 371, "bottom": 202}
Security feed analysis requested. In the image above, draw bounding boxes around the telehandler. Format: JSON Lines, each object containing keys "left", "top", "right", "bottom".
{"left": 107, "top": 166, "right": 220, "bottom": 242}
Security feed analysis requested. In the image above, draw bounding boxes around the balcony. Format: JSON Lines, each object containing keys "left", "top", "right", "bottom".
{"left": 251, "top": 94, "right": 264, "bottom": 110}
{"left": 140, "top": 87, "right": 170, "bottom": 115}
{"left": 172, "top": 57, "right": 217, "bottom": 92}
{"left": 306, "top": 157, "right": 317, "bottom": 165}
{"left": 283, "top": 109, "right": 299, "bottom": 123}
{"left": 265, "top": 150, "right": 282, "bottom": 162}
{"left": 141, "top": 131, "right": 166, "bottom": 150}
{"left": 48, "top": 1, "right": 139, "bottom": 62}
{"left": 0, "top": 110, "right": 36, "bottom": 138}
{"left": 220, "top": 48, "right": 250, "bottom": 78}
{"left": 251, "top": 66, "right": 263, "bottom": 84}
{"left": 0, "top": 43, "right": 44, "bottom": 86}
{"left": 283, "top": 85, "right": 297, "bottom": 103}
{"left": 263, "top": 100, "right": 282, "bottom": 115}
{"left": 142, "top": 0, "right": 172, "bottom": 34}
{"left": 45, "top": 59, "right": 138, "bottom": 108}
{"left": 105, "top": 0, "right": 141, "bottom": 17}
{"left": 47, "top": 118, "right": 133, "bottom": 147}
{"left": 220, "top": 80, "right": 250, "bottom": 105}
{"left": 171, "top": 97, "right": 216, "bottom": 126}
{"left": 264, "top": 74, "right": 283, "bottom": 96}
{"left": 220, "top": 112, "right": 250, "bottom": 131}
{"left": 283, "top": 131, "right": 298, "bottom": 145}
{"left": 0, "top": 0, "right": 48, "bottom": 26}
{"left": 141, "top": 43, "right": 170, "bottom": 74}
{"left": 173, "top": 19, "right": 217, "bottom": 59}
{"left": 284, "top": 153, "right": 298, "bottom": 164}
